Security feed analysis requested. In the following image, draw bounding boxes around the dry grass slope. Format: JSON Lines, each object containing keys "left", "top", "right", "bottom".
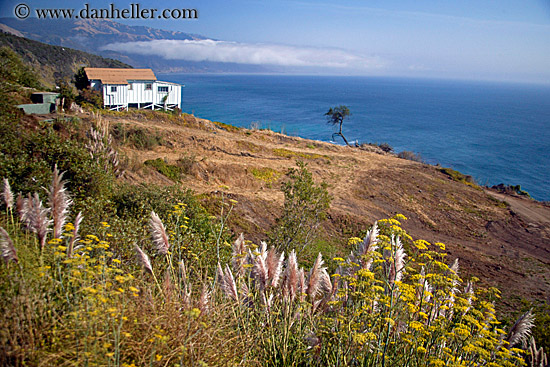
{"left": 1, "top": 108, "right": 549, "bottom": 365}
{"left": 102, "top": 110, "right": 550, "bottom": 315}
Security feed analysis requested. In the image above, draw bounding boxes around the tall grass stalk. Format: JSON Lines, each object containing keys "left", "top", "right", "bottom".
{"left": 213, "top": 191, "right": 234, "bottom": 264}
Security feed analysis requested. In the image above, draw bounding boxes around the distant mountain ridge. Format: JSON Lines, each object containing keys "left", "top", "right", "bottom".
{"left": 0, "top": 18, "right": 205, "bottom": 48}
{"left": 0, "top": 17, "right": 270, "bottom": 73}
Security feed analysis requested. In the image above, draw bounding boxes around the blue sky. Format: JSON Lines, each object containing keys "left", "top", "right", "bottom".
{"left": 1, "top": 0, "right": 549, "bottom": 83}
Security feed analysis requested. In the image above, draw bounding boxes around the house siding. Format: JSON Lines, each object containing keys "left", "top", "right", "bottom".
{"left": 102, "top": 84, "right": 128, "bottom": 107}
{"left": 127, "top": 80, "right": 154, "bottom": 106}
{"left": 86, "top": 68, "right": 181, "bottom": 110}
{"left": 153, "top": 82, "right": 181, "bottom": 108}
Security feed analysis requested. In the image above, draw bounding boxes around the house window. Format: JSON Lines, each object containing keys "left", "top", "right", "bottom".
{"left": 145, "top": 83, "right": 152, "bottom": 90}
{"left": 111, "top": 86, "right": 117, "bottom": 92}
{"left": 158, "top": 86, "right": 169, "bottom": 93}
{"left": 128, "top": 83, "right": 133, "bottom": 90}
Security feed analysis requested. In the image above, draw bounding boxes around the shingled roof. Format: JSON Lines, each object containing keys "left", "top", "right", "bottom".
{"left": 84, "top": 68, "right": 157, "bottom": 85}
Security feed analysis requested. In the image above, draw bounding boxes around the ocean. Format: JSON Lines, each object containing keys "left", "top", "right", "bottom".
{"left": 163, "top": 74, "right": 550, "bottom": 201}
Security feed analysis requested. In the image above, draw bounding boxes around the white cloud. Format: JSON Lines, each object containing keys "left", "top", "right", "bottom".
{"left": 101, "top": 39, "right": 385, "bottom": 69}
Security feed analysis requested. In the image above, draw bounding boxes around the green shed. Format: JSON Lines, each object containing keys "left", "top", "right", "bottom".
{"left": 18, "top": 92, "right": 59, "bottom": 114}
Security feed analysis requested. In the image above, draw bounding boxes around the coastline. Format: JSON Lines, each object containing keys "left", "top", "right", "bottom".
{"left": 173, "top": 74, "right": 550, "bottom": 201}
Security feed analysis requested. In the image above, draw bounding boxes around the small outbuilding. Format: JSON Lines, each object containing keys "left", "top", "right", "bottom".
{"left": 18, "top": 92, "right": 59, "bottom": 114}
{"left": 84, "top": 68, "right": 182, "bottom": 111}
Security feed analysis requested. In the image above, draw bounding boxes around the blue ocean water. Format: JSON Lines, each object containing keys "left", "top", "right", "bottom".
{"left": 163, "top": 74, "right": 550, "bottom": 201}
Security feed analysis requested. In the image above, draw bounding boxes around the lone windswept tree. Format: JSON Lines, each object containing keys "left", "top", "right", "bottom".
{"left": 325, "top": 105, "right": 351, "bottom": 146}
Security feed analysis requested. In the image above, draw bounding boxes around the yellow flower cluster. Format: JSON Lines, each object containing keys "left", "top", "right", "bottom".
{"left": 322, "top": 215, "right": 526, "bottom": 366}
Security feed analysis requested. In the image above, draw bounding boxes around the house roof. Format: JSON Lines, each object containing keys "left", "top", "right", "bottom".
{"left": 84, "top": 68, "right": 157, "bottom": 85}
{"left": 156, "top": 81, "right": 182, "bottom": 86}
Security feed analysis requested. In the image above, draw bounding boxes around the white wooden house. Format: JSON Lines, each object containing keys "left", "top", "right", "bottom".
{"left": 84, "top": 68, "right": 182, "bottom": 111}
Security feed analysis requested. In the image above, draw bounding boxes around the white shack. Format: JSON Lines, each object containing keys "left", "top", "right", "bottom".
{"left": 84, "top": 68, "right": 182, "bottom": 111}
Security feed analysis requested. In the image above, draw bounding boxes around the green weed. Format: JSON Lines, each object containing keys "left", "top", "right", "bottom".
{"left": 250, "top": 167, "right": 281, "bottom": 186}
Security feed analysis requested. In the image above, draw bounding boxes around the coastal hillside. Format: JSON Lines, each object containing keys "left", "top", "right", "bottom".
{"left": 0, "top": 31, "right": 131, "bottom": 87}
{"left": 1, "top": 105, "right": 549, "bottom": 365}
{"left": 106, "top": 111, "right": 550, "bottom": 307}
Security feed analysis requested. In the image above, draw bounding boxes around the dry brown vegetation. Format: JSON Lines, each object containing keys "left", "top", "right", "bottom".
{"left": 92, "top": 110, "right": 550, "bottom": 315}
{"left": 2, "top": 106, "right": 549, "bottom": 365}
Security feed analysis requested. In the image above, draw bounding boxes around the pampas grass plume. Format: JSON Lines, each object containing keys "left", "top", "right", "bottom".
{"left": 199, "top": 283, "right": 211, "bottom": 314}
{"left": 2, "top": 178, "right": 13, "bottom": 210}
{"left": 283, "top": 250, "right": 298, "bottom": 301}
{"left": 222, "top": 264, "right": 239, "bottom": 302}
{"left": 268, "top": 249, "right": 285, "bottom": 288}
{"left": 21, "top": 193, "right": 51, "bottom": 249}
{"left": 252, "top": 252, "right": 268, "bottom": 291}
{"left": 231, "top": 233, "right": 246, "bottom": 276}
{"left": 135, "top": 244, "right": 153, "bottom": 274}
{"left": 354, "top": 221, "right": 379, "bottom": 270}
{"left": 216, "top": 262, "right": 224, "bottom": 285}
{"left": 528, "top": 337, "right": 548, "bottom": 367}
{"left": 392, "top": 235, "right": 407, "bottom": 284}
{"left": 450, "top": 258, "right": 459, "bottom": 274}
{"left": 149, "top": 211, "right": 170, "bottom": 255}
{"left": 506, "top": 309, "right": 535, "bottom": 347}
{"left": 67, "top": 212, "right": 83, "bottom": 257}
{"left": 0, "top": 227, "right": 17, "bottom": 264}
{"left": 307, "top": 253, "right": 328, "bottom": 299}
{"left": 48, "top": 164, "right": 72, "bottom": 239}
{"left": 16, "top": 193, "right": 24, "bottom": 217}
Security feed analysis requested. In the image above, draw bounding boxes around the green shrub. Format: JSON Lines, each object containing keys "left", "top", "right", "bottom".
{"left": 0, "top": 117, "right": 113, "bottom": 200}
{"left": 176, "top": 154, "right": 197, "bottom": 175}
{"left": 0, "top": 46, "right": 42, "bottom": 89}
{"left": 212, "top": 120, "right": 240, "bottom": 132}
{"left": 532, "top": 303, "right": 550, "bottom": 353}
{"left": 439, "top": 167, "right": 477, "bottom": 187}
{"left": 76, "top": 87, "right": 103, "bottom": 108}
{"left": 378, "top": 142, "right": 394, "bottom": 153}
{"left": 273, "top": 148, "right": 329, "bottom": 160}
{"left": 56, "top": 80, "right": 76, "bottom": 111}
{"left": 268, "top": 161, "right": 332, "bottom": 254}
{"left": 74, "top": 67, "right": 90, "bottom": 90}
{"left": 112, "top": 184, "right": 226, "bottom": 242}
{"left": 491, "top": 183, "right": 531, "bottom": 197}
{"left": 144, "top": 158, "right": 184, "bottom": 182}
{"left": 111, "top": 123, "right": 163, "bottom": 150}
{"left": 398, "top": 150, "right": 424, "bottom": 162}
{"left": 143, "top": 155, "right": 197, "bottom": 181}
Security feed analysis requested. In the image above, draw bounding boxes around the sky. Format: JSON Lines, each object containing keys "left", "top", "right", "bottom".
{"left": 1, "top": 0, "right": 549, "bottom": 83}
